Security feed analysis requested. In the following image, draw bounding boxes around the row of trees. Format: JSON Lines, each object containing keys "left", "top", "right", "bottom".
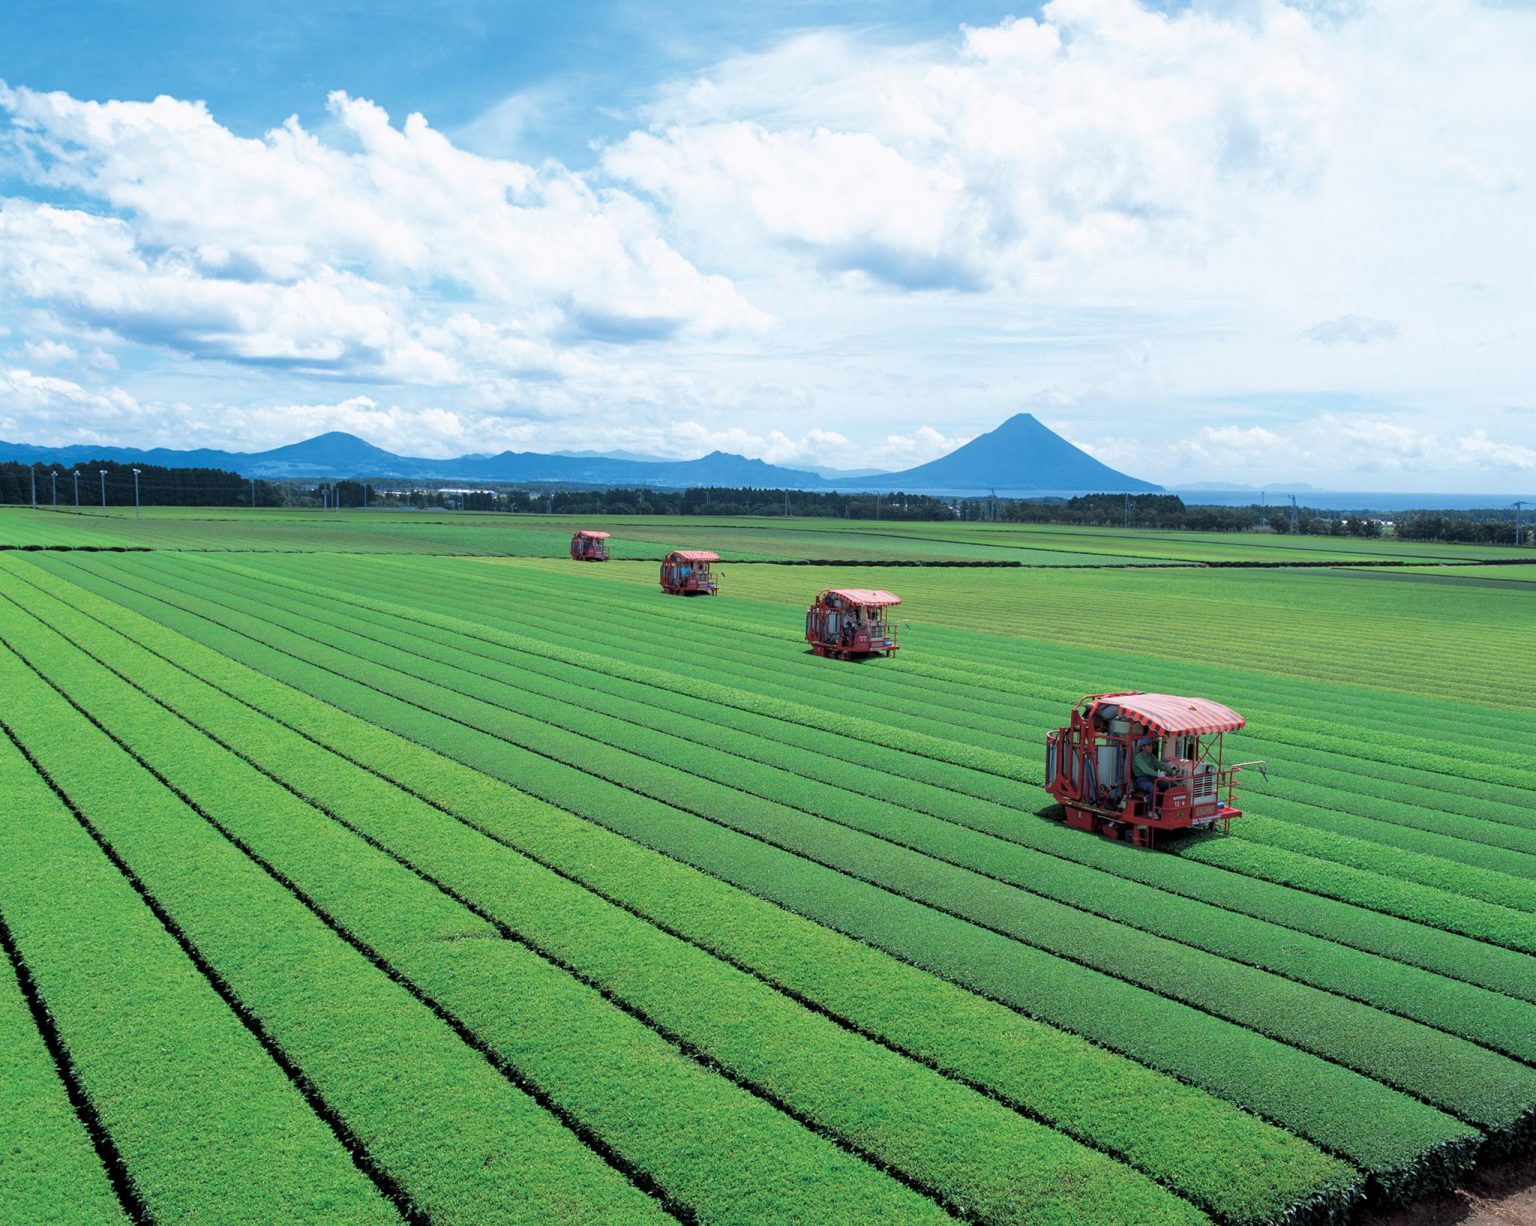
{"left": 995, "top": 493, "right": 1306, "bottom": 532}
{"left": 1394, "top": 515, "right": 1528, "bottom": 545}
{"left": 0, "top": 468, "right": 955, "bottom": 519}
{"left": 1261, "top": 512, "right": 1385, "bottom": 537}
{"left": 0, "top": 462, "right": 396, "bottom": 510}
{"left": 7, "top": 463, "right": 1527, "bottom": 543}
{"left": 994, "top": 494, "right": 1447, "bottom": 537}
{"left": 0, "top": 460, "right": 284, "bottom": 508}
{"left": 371, "top": 486, "right": 957, "bottom": 519}
{"left": 998, "top": 493, "right": 1205, "bottom": 528}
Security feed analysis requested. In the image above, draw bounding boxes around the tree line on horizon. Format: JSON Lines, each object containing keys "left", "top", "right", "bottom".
{"left": 1391, "top": 514, "right": 1531, "bottom": 546}
{"left": 0, "top": 459, "right": 285, "bottom": 508}
{"left": 2, "top": 459, "right": 1528, "bottom": 543}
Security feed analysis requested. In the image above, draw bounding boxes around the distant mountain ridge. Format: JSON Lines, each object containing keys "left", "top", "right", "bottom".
{"left": 0, "top": 413, "right": 1159, "bottom": 494}
{"left": 0, "top": 432, "right": 831, "bottom": 488}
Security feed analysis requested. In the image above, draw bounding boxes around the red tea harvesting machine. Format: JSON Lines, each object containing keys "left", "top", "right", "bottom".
{"left": 660, "top": 550, "right": 720, "bottom": 596}
{"left": 570, "top": 530, "right": 611, "bottom": 562}
{"left": 1045, "top": 692, "right": 1263, "bottom": 848}
{"left": 805, "top": 589, "right": 900, "bottom": 659}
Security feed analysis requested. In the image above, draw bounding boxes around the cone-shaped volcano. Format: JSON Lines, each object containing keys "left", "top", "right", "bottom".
{"left": 846, "top": 413, "right": 1160, "bottom": 493}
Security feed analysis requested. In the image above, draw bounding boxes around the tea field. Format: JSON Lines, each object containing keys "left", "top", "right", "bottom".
{"left": 4, "top": 505, "right": 1533, "bottom": 565}
{"left": 1, "top": 505, "right": 1533, "bottom": 1225}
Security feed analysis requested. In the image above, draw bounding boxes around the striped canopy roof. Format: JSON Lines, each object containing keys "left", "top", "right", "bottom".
{"left": 667, "top": 549, "right": 719, "bottom": 562}
{"left": 823, "top": 589, "right": 902, "bottom": 607}
{"left": 1101, "top": 692, "right": 1245, "bottom": 736}
{"left": 575, "top": 530, "right": 611, "bottom": 539}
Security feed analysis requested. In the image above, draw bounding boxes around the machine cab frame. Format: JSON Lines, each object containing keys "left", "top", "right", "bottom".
{"left": 1045, "top": 691, "right": 1259, "bottom": 848}
{"left": 570, "top": 530, "right": 611, "bottom": 561}
{"left": 660, "top": 549, "right": 719, "bottom": 596}
{"left": 805, "top": 589, "right": 900, "bottom": 659}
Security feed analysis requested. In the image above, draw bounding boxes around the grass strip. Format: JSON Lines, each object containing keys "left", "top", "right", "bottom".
{"left": 0, "top": 724, "right": 402, "bottom": 1226}
{"left": 0, "top": 883, "right": 133, "bottom": 1226}
{"left": 0, "top": 636, "right": 678, "bottom": 1226}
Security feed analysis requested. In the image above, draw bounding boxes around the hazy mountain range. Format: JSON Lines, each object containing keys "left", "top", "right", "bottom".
{"left": 0, "top": 412, "right": 1160, "bottom": 495}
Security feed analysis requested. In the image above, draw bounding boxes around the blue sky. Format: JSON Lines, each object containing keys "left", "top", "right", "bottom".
{"left": 0, "top": 0, "right": 1025, "bottom": 174}
{"left": 1, "top": 0, "right": 1533, "bottom": 489}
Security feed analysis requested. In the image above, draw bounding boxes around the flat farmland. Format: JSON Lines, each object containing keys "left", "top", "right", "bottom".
{"left": 1, "top": 506, "right": 1533, "bottom": 1225}
{"left": 4, "top": 505, "right": 1532, "bottom": 565}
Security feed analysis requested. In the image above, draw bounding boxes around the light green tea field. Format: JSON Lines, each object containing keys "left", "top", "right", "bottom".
{"left": 2, "top": 505, "right": 1533, "bottom": 1225}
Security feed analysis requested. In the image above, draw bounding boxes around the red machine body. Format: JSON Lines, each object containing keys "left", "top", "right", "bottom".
{"left": 1045, "top": 692, "right": 1259, "bottom": 848}
{"left": 571, "top": 530, "right": 611, "bottom": 561}
{"left": 660, "top": 549, "right": 719, "bottom": 596}
{"left": 805, "top": 589, "right": 900, "bottom": 659}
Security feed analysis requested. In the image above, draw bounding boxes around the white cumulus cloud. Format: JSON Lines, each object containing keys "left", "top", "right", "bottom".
{"left": 0, "top": 368, "right": 146, "bottom": 442}
{"left": 1455, "top": 429, "right": 1536, "bottom": 472}
{"left": 1086, "top": 412, "right": 1536, "bottom": 486}
{"left": 0, "top": 85, "right": 767, "bottom": 380}
{"left": 604, "top": 0, "right": 1337, "bottom": 290}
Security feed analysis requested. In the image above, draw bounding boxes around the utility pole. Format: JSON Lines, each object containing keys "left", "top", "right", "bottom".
{"left": 132, "top": 468, "right": 141, "bottom": 519}
{"left": 72, "top": 470, "right": 79, "bottom": 512}
{"left": 50, "top": 470, "right": 57, "bottom": 507}
{"left": 1124, "top": 493, "right": 1131, "bottom": 528}
{"left": 250, "top": 478, "right": 256, "bottom": 510}
{"left": 1289, "top": 494, "right": 1299, "bottom": 536}
{"left": 30, "top": 465, "right": 37, "bottom": 508}
{"left": 1516, "top": 500, "right": 1529, "bottom": 547}
{"left": 99, "top": 469, "right": 107, "bottom": 509}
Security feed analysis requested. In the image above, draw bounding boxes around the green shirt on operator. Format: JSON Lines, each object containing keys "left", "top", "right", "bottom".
{"left": 1132, "top": 747, "right": 1166, "bottom": 779}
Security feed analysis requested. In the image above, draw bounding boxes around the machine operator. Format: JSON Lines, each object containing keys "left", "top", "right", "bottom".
{"left": 1133, "top": 740, "right": 1185, "bottom": 805}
